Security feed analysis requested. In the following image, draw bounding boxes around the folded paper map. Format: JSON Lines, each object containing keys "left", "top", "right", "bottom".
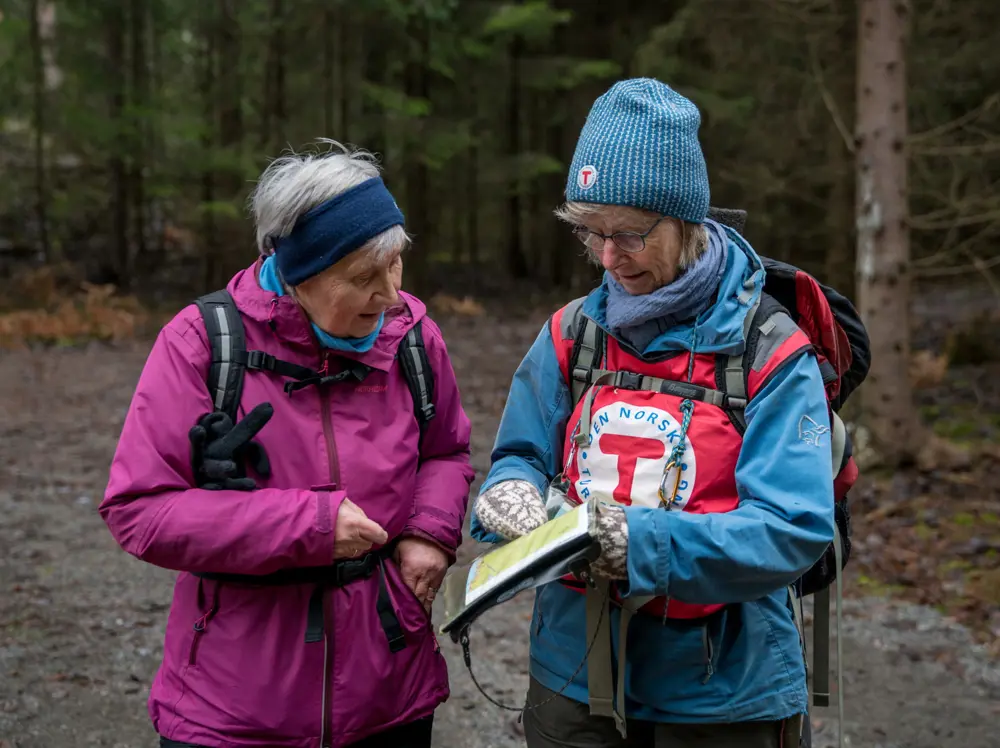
{"left": 439, "top": 500, "right": 600, "bottom": 641}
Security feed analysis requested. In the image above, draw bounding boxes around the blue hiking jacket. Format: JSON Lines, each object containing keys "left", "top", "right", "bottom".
{"left": 470, "top": 226, "right": 834, "bottom": 723}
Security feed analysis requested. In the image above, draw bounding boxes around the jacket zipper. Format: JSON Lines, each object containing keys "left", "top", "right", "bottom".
{"left": 188, "top": 581, "right": 221, "bottom": 666}
{"left": 318, "top": 351, "right": 340, "bottom": 748}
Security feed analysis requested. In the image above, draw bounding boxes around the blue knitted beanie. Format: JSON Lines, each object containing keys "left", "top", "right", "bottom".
{"left": 565, "top": 78, "right": 710, "bottom": 223}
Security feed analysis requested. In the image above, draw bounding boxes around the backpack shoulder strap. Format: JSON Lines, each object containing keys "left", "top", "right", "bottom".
{"left": 560, "top": 300, "right": 605, "bottom": 408}
{"left": 720, "top": 292, "right": 804, "bottom": 434}
{"left": 194, "top": 289, "right": 247, "bottom": 423}
{"left": 398, "top": 320, "right": 436, "bottom": 431}
{"left": 571, "top": 316, "right": 604, "bottom": 407}
{"left": 550, "top": 296, "right": 603, "bottom": 407}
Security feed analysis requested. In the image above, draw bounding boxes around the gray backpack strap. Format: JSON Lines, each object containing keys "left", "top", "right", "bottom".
{"left": 559, "top": 296, "right": 604, "bottom": 407}
{"left": 722, "top": 292, "right": 810, "bottom": 434}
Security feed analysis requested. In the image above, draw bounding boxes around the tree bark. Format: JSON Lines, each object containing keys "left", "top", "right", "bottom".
{"left": 322, "top": 3, "right": 335, "bottom": 135}
{"left": 130, "top": 0, "right": 148, "bottom": 264}
{"left": 260, "top": 0, "right": 286, "bottom": 151}
{"left": 855, "top": 0, "right": 923, "bottom": 465}
{"left": 28, "top": 0, "right": 50, "bottom": 263}
{"left": 107, "top": 1, "right": 130, "bottom": 288}
{"left": 200, "top": 4, "right": 218, "bottom": 290}
{"left": 824, "top": 1, "right": 856, "bottom": 298}
{"left": 506, "top": 37, "right": 528, "bottom": 280}
{"left": 403, "top": 12, "right": 430, "bottom": 291}
{"left": 339, "top": 4, "right": 352, "bottom": 142}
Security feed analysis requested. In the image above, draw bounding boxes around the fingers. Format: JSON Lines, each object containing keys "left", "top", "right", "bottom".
{"left": 201, "top": 457, "right": 238, "bottom": 480}
{"left": 355, "top": 516, "right": 389, "bottom": 546}
{"left": 202, "top": 412, "right": 233, "bottom": 441}
{"left": 410, "top": 572, "right": 431, "bottom": 605}
{"left": 188, "top": 423, "right": 208, "bottom": 447}
{"left": 245, "top": 442, "right": 271, "bottom": 477}
{"left": 334, "top": 501, "right": 388, "bottom": 558}
{"left": 213, "top": 403, "right": 274, "bottom": 455}
{"left": 397, "top": 560, "right": 433, "bottom": 611}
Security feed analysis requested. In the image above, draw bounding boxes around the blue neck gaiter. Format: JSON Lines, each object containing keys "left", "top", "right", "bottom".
{"left": 258, "top": 254, "right": 384, "bottom": 353}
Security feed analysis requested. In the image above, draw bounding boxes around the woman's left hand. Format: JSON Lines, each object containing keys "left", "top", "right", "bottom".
{"left": 394, "top": 537, "right": 450, "bottom": 613}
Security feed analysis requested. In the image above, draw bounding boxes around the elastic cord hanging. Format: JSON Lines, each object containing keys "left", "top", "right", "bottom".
{"left": 459, "top": 573, "right": 612, "bottom": 721}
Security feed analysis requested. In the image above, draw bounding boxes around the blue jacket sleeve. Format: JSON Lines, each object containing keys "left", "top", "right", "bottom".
{"left": 469, "top": 323, "right": 572, "bottom": 544}
{"left": 622, "top": 350, "right": 836, "bottom": 603}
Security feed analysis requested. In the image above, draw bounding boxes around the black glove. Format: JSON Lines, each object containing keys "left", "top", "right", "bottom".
{"left": 189, "top": 402, "right": 274, "bottom": 490}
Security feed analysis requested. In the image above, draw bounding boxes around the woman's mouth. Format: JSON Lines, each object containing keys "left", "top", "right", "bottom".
{"left": 617, "top": 270, "right": 646, "bottom": 282}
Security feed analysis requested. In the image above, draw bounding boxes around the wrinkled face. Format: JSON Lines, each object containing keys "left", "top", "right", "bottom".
{"left": 293, "top": 244, "right": 403, "bottom": 338}
{"left": 576, "top": 206, "right": 684, "bottom": 295}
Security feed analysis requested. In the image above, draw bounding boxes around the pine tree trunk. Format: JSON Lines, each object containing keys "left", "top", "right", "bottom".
{"left": 339, "top": 5, "right": 352, "bottom": 142}
{"left": 403, "top": 13, "right": 430, "bottom": 292}
{"left": 506, "top": 38, "right": 527, "bottom": 280}
{"left": 200, "top": 5, "right": 218, "bottom": 291}
{"left": 260, "top": 0, "right": 285, "bottom": 152}
{"left": 824, "top": 1, "right": 856, "bottom": 297}
{"left": 130, "top": 0, "right": 148, "bottom": 266}
{"left": 217, "top": 0, "right": 244, "bottom": 281}
{"left": 323, "top": 4, "right": 334, "bottom": 135}
{"left": 855, "top": 0, "right": 922, "bottom": 465}
{"left": 107, "top": 1, "right": 130, "bottom": 288}
{"left": 28, "top": 0, "right": 50, "bottom": 263}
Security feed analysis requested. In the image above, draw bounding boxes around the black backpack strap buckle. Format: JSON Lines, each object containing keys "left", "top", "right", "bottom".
{"left": 615, "top": 371, "right": 643, "bottom": 391}
{"left": 245, "top": 349, "right": 275, "bottom": 372}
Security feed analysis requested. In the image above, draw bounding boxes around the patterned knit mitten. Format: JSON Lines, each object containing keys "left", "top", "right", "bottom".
{"left": 589, "top": 504, "right": 629, "bottom": 580}
{"left": 475, "top": 480, "right": 548, "bottom": 540}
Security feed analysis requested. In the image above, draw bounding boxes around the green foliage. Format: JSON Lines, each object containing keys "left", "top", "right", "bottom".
{"left": 482, "top": 2, "right": 572, "bottom": 42}
{"left": 0, "top": 0, "right": 997, "bottom": 298}
{"left": 362, "top": 83, "right": 432, "bottom": 119}
{"left": 524, "top": 57, "right": 623, "bottom": 91}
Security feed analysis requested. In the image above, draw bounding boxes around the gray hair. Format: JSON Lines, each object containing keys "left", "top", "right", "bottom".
{"left": 554, "top": 201, "right": 707, "bottom": 269}
{"left": 248, "top": 138, "right": 410, "bottom": 263}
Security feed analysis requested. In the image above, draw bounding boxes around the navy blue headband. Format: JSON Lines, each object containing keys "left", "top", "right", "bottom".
{"left": 273, "top": 176, "right": 405, "bottom": 286}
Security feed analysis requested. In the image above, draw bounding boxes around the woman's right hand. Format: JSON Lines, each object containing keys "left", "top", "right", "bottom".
{"left": 334, "top": 498, "right": 389, "bottom": 560}
{"left": 474, "top": 479, "right": 548, "bottom": 540}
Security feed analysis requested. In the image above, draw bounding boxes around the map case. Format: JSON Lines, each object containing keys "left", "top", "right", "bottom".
{"left": 439, "top": 499, "right": 600, "bottom": 641}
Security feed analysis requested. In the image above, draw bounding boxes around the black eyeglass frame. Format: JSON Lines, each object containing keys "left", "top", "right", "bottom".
{"left": 571, "top": 214, "right": 670, "bottom": 254}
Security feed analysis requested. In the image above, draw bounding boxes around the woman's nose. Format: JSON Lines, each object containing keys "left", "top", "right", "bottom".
{"left": 376, "top": 275, "right": 399, "bottom": 305}
{"left": 599, "top": 237, "right": 621, "bottom": 270}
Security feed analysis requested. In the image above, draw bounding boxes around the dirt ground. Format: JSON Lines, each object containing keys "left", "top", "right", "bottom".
{"left": 1, "top": 302, "right": 999, "bottom": 748}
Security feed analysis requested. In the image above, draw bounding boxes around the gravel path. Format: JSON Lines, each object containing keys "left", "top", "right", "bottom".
{"left": 1, "top": 315, "right": 998, "bottom": 748}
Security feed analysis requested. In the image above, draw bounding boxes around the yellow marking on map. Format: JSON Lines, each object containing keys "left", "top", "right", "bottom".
{"left": 468, "top": 505, "right": 585, "bottom": 593}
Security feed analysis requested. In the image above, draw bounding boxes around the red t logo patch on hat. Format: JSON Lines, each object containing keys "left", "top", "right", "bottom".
{"left": 577, "top": 165, "right": 598, "bottom": 190}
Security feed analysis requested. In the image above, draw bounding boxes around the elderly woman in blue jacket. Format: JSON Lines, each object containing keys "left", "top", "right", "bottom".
{"left": 470, "top": 78, "right": 835, "bottom": 748}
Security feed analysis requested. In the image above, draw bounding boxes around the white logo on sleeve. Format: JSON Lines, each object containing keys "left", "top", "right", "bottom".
{"left": 798, "top": 415, "right": 831, "bottom": 447}
{"left": 577, "top": 165, "right": 598, "bottom": 191}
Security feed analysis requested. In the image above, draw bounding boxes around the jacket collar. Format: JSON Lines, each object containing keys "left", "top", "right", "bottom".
{"left": 227, "top": 258, "right": 426, "bottom": 372}
{"left": 582, "top": 225, "right": 765, "bottom": 357}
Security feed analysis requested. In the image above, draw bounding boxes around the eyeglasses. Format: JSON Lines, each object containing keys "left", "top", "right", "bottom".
{"left": 572, "top": 214, "right": 669, "bottom": 254}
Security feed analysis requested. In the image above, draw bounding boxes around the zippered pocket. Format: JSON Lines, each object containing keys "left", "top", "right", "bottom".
{"left": 188, "top": 579, "right": 222, "bottom": 667}
{"left": 701, "top": 607, "right": 728, "bottom": 684}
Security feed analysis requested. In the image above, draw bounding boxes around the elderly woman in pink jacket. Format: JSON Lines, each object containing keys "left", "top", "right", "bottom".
{"left": 100, "top": 140, "right": 475, "bottom": 748}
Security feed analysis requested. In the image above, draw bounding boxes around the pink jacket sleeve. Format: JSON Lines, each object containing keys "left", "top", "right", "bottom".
{"left": 99, "top": 318, "right": 344, "bottom": 575}
{"left": 401, "top": 319, "right": 475, "bottom": 559}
